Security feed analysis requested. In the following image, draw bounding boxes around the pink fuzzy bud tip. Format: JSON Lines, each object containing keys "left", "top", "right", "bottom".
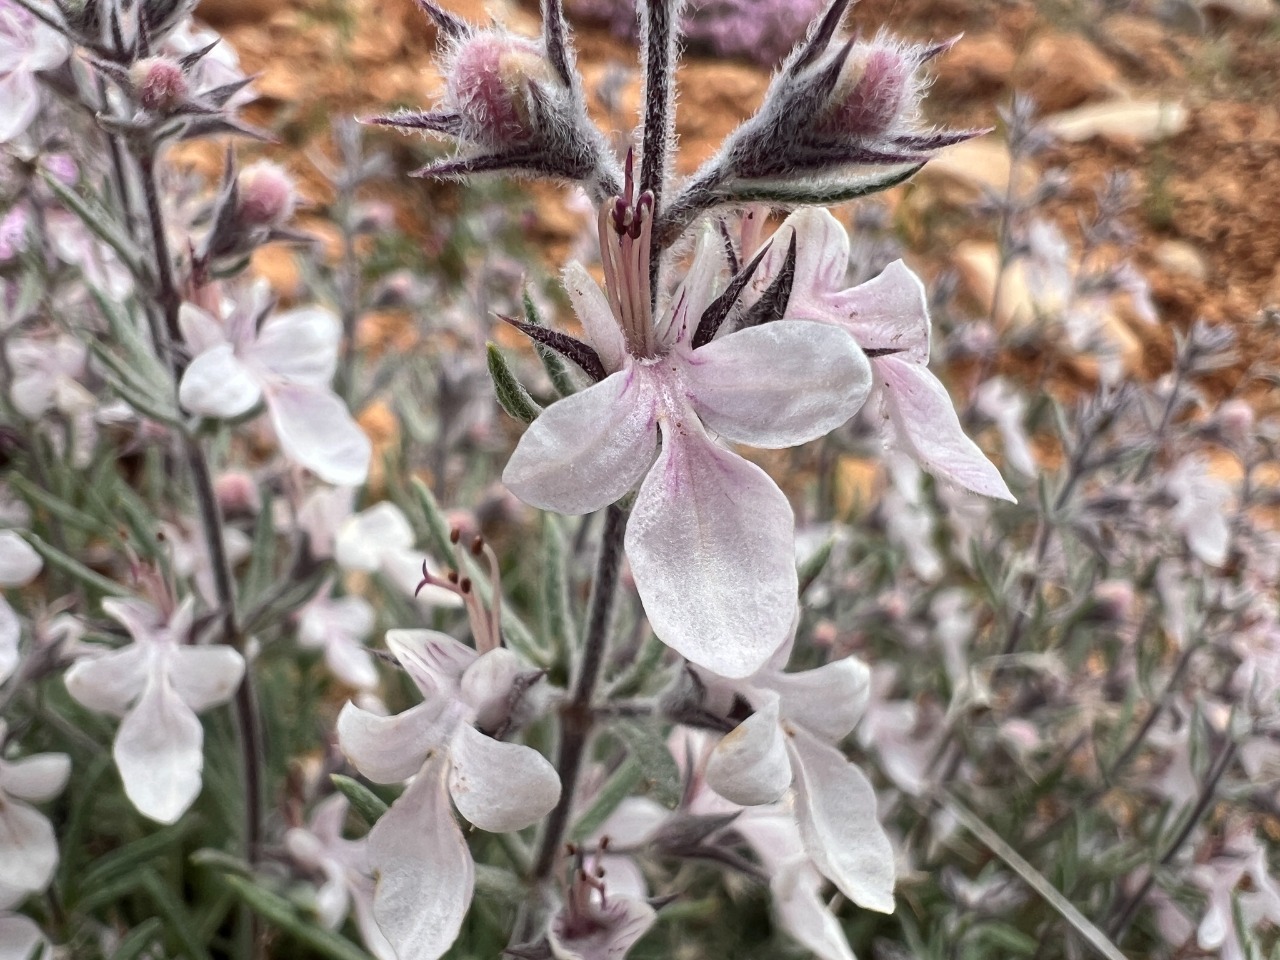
{"left": 1091, "top": 580, "right": 1135, "bottom": 623}
{"left": 820, "top": 42, "right": 916, "bottom": 138}
{"left": 447, "top": 33, "right": 554, "bottom": 146}
{"left": 214, "top": 471, "right": 261, "bottom": 516}
{"left": 1217, "top": 399, "right": 1254, "bottom": 444}
{"left": 130, "top": 57, "right": 188, "bottom": 113}
{"left": 236, "top": 162, "right": 297, "bottom": 228}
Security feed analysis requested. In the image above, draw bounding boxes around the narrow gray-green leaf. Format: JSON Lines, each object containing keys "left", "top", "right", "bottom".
{"left": 487, "top": 342, "right": 542, "bottom": 424}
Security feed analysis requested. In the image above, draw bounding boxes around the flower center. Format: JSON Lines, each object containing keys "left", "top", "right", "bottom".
{"left": 597, "top": 153, "right": 657, "bottom": 359}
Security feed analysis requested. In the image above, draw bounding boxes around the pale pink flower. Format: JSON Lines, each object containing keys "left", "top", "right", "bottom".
{"left": 0, "top": 721, "right": 70, "bottom": 902}
{"left": 296, "top": 580, "right": 379, "bottom": 691}
{"left": 333, "top": 502, "right": 460, "bottom": 608}
{"left": 336, "top": 630, "right": 560, "bottom": 960}
{"left": 178, "top": 293, "right": 371, "bottom": 486}
{"left": 0, "top": 907, "right": 52, "bottom": 960}
{"left": 63, "top": 598, "right": 245, "bottom": 823}
{"left": 504, "top": 197, "right": 872, "bottom": 678}
{"left": 546, "top": 853, "right": 656, "bottom": 960}
{"left": 751, "top": 208, "right": 1014, "bottom": 502}
{"left": 0, "top": 530, "right": 41, "bottom": 686}
{"left": 4, "top": 335, "right": 93, "bottom": 422}
{"left": 1166, "top": 456, "right": 1232, "bottom": 567}
{"left": 1193, "top": 831, "right": 1280, "bottom": 960}
{"left": 0, "top": 0, "right": 70, "bottom": 143}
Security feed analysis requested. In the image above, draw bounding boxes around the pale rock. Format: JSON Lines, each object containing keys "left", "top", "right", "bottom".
{"left": 915, "top": 136, "right": 1036, "bottom": 202}
{"left": 1153, "top": 240, "right": 1209, "bottom": 282}
{"left": 1042, "top": 99, "right": 1188, "bottom": 144}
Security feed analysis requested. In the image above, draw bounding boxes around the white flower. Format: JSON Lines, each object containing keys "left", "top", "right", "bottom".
{"left": 0, "top": 722, "right": 70, "bottom": 901}
{"left": 333, "top": 502, "right": 459, "bottom": 608}
{"left": 4, "top": 335, "right": 93, "bottom": 422}
{"left": 63, "top": 598, "right": 245, "bottom": 823}
{"left": 336, "top": 630, "right": 560, "bottom": 960}
{"left": 0, "top": 0, "right": 70, "bottom": 143}
{"left": 177, "top": 297, "right": 371, "bottom": 486}
{"left": 0, "top": 530, "right": 41, "bottom": 686}
{"left": 296, "top": 581, "right": 379, "bottom": 691}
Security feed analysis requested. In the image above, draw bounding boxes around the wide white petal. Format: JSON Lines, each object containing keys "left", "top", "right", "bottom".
{"left": 325, "top": 637, "right": 380, "bottom": 692}
{"left": 252, "top": 307, "right": 341, "bottom": 386}
{"left": 63, "top": 645, "right": 149, "bottom": 717}
{"left": 168, "top": 645, "right": 246, "bottom": 712}
{"left": 368, "top": 755, "right": 474, "bottom": 960}
{"left": 770, "top": 860, "right": 857, "bottom": 960}
{"left": 178, "top": 303, "right": 228, "bottom": 355}
{"left": 829, "top": 260, "right": 931, "bottom": 364}
{"left": 0, "top": 72, "right": 41, "bottom": 145}
{"left": 877, "top": 357, "right": 1015, "bottom": 502}
{"left": 334, "top": 503, "right": 415, "bottom": 572}
{"left": 683, "top": 321, "right": 871, "bottom": 448}
{"left": 502, "top": 368, "right": 658, "bottom": 515}
{"left": 101, "top": 597, "right": 167, "bottom": 643}
{"left": 0, "top": 599, "right": 16, "bottom": 685}
{"left": 264, "top": 383, "right": 371, "bottom": 487}
{"left": 0, "top": 913, "right": 52, "bottom": 960}
{"left": 767, "top": 657, "right": 871, "bottom": 744}
{"left": 178, "top": 344, "right": 262, "bottom": 418}
{"left": 385, "top": 630, "right": 477, "bottom": 700}
{"left": 626, "top": 420, "right": 796, "bottom": 679}
{"left": 0, "top": 753, "right": 70, "bottom": 803}
{"left": 448, "top": 723, "right": 560, "bottom": 832}
{"left": 563, "top": 261, "right": 625, "bottom": 373}
{"left": 0, "top": 800, "right": 57, "bottom": 894}
{"left": 787, "top": 728, "right": 895, "bottom": 913}
{"left": 779, "top": 208, "right": 852, "bottom": 299}
{"left": 336, "top": 700, "right": 452, "bottom": 784}
{"left": 705, "top": 698, "right": 792, "bottom": 806}
{"left": 0, "top": 531, "right": 41, "bottom": 587}
{"left": 299, "top": 594, "right": 375, "bottom": 651}
{"left": 114, "top": 678, "right": 205, "bottom": 824}
{"left": 658, "top": 225, "right": 725, "bottom": 346}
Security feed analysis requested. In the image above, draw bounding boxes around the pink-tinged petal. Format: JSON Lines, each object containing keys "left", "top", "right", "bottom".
{"left": 766, "top": 657, "right": 870, "bottom": 744}
{"left": 829, "top": 260, "right": 931, "bottom": 364}
{"left": 299, "top": 594, "right": 375, "bottom": 652}
{"left": 334, "top": 503, "right": 415, "bottom": 572}
{"left": 252, "top": 307, "right": 341, "bottom": 386}
{"left": 264, "top": 383, "right": 372, "bottom": 487}
{"left": 101, "top": 597, "right": 167, "bottom": 644}
{"left": 0, "top": 73, "right": 40, "bottom": 144}
{"left": 503, "top": 369, "right": 658, "bottom": 515}
{"left": 368, "top": 754, "right": 473, "bottom": 960}
{"left": 169, "top": 646, "right": 246, "bottom": 712}
{"left": 0, "top": 754, "right": 70, "bottom": 803}
{"left": 548, "top": 894, "right": 657, "bottom": 960}
{"left": 350, "top": 876, "right": 398, "bottom": 960}
{"left": 63, "top": 645, "right": 150, "bottom": 717}
{"left": 683, "top": 321, "right": 871, "bottom": 449}
{"left": 326, "top": 637, "right": 380, "bottom": 692}
{"left": 459, "top": 648, "right": 525, "bottom": 732}
{"left": 770, "top": 860, "right": 857, "bottom": 960}
{"left": 179, "top": 344, "right": 263, "bottom": 419}
{"left": 0, "top": 800, "right": 57, "bottom": 894}
{"left": 626, "top": 420, "right": 796, "bottom": 679}
{"left": 386, "top": 630, "right": 477, "bottom": 700}
{"left": 336, "top": 700, "right": 452, "bottom": 784}
{"left": 705, "top": 697, "right": 792, "bottom": 806}
{"left": 563, "top": 261, "right": 625, "bottom": 374}
{"left": 447, "top": 724, "right": 560, "bottom": 832}
{"left": 0, "top": 531, "right": 41, "bottom": 587}
{"left": 0, "top": 599, "right": 16, "bottom": 685}
{"left": 780, "top": 208, "right": 852, "bottom": 298}
{"left": 0, "top": 913, "right": 51, "bottom": 960}
{"left": 787, "top": 728, "right": 895, "bottom": 913}
{"left": 114, "top": 678, "right": 205, "bottom": 823}
{"left": 658, "top": 226, "right": 725, "bottom": 346}
{"left": 877, "top": 357, "right": 1015, "bottom": 502}
{"left": 178, "top": 303, "right": 227, "bottom": 355}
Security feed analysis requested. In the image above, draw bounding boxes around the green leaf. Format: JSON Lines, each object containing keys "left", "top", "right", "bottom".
{"left": 330, "top": 774, "right": 389, "bottom": 827}
{"left": 410, "top": 477, "right": 459, "bottom": 566}
{"left": 140, "top": 868, "right": 214, "bottom": 960}
{"left": 110, "top": 919, "right": 165, "bottom": 960}
{"left": 22, "top": 533, "right": 128, "bottom": 597}
{"left": 210, "top": 871, "right": 377, "bottom": 960}
{"left": 243, "top": 487, "right": 277, "bottom": 602}
{"left": 78, "top": 819, "right": 196, "bottom": 897}
{"left": 541, "top": 515, "right": 576, "bottom": 661}
{"left": 41, "top": 172, "right": 151, "bottom": 282}
{"left": 524, "top": 288, "right": 577, "bottom": 397}
{"left": 797, "top": 536, "right": 836, "bottom": 598}
{"left": 6, "top": 474, "right": 116, "bottom": 540}
{"left": 612, "top": 719, "right": 681, "bottom": 809}
{"left": 474, "top": 864, "right": 527, "bottom": 905}
{"left": 486, "top": 342, "right": 542, "bottom": 424}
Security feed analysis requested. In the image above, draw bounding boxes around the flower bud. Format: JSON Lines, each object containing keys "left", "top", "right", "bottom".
{"left": 446, "top": 33, "right": 558, "bottom": 147}
{"left": 1217, "top": 398, "right": 1254, "bottom": 446}
{"left": 817, "top": 41, "right": 917, "bottom": 138}
{"left": 213, "top": 471, "right": 261, "bottom": 517}
{"left": 1089, "top": 579, "right": 1135, "bottom": 624}
{"left": 130, "top": 57, "right": 189, "bottom": 113}
{"left": 235, "top": 161, "right": 297, "bottom": 229}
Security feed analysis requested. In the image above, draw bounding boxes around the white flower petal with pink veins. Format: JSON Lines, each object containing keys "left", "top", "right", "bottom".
{"left": 563, "top": 261, "right": 626, "bottom": 373}
{"left": 503, "top": 368, "right": 659, "bottom": 515}
{"left": 179, "top": 343, "right": 263, "bottom": 419}
{"left": 114, "top": 677, "right": 206, "bottom": 824}
{"left": 249, "top": 307, "right": 341, "bottom": 386}
{"left": 787, "top": 727, "right": 895, "bottom": 914}
{"left": 0, "top": 531, "right": 40, "bottom": 588}
{"left": 876, "top": 356, "right": 1015, "bottom": 502}
{"left": 682, "top": 321, "right": 871, "bottom": 448}
{"left": 705, "top": 697, "right": 792, "bottom": 806}
{"left": 386, "top": 630, "right": 477, "bottom": 700}
{"left": 626, "top": 417, "right": 797, "bottom": 679}
{"left": 765, "top": 657, "right": 871, "bottom": 744}
{"left": 447, "top": 723, "right": 560, "bottom": 832}
{"left": 547, "top": 894, "right": 657, "bottom": 960}
{"left": 368, "top": 754, "right": 474, "bottom": 960}
{"left": 264, "top": 382, "right": 371, "bottom": 487}
{"left": 337, "top": 699, "right": 455, "bottom": 784}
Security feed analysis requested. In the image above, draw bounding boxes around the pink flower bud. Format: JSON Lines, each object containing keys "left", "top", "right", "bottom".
{"left": 819, "top": 40, "right": 918, "bottom": 138}
{"left": 446, "top": 33, "right": 557, "bottom": 147}
{"left": 1091, "top": 579, "right": 1135, "bottom": 623}
{"left": 214, "top": 471, "right": 261, "bottom": 517}
{"left": 130, "top": 57, "right": 188, "bottom": 113}
{"left": 1217, "top": 399, "right": 1254, "bottom": 445}
{"left": 235, "top": 161, "right": 297, "bottom": 229}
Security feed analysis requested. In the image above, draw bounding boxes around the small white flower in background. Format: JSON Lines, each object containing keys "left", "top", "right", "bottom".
{"left": 974, "top": 378, "right": 1037, "bottom": 478}
{"left": 160, "top": 518, "right": 252, "bottom": 607}
{"left": 337, "top": 630, "right": 560, "bottom": 960}
{"left": 0, "top": 720, "right": 70, "bottom": 903}
{"left": 177, "top": 289, "right": 371, "bottom": 487}
{"left": 4, "top": 335, "right": 94, "bottom": 422}
{"left": 63, "top": 597, "right": 245, "bottom": 823}
{"left": 296, "top": 580, "right": 379, "bottom": 691}
{"left": 1166, "top": 456, "right": 1232, "bottom": 567}
{"left": 0, "top": 530, "right": 42, "bottom": 686}
{"left": 334, "top": 502, "right": 461, "bottom": 608}
{"left": 0, "top": 0, "right": 71, "bottom": 143}
{"left": 881, "top": 455, "right": 944, "bottom": 583}
{"left": 1192, "top": 830, "right": 1280, "bottom": 960}
{"left": 751, "top": 208, "right": 1015, "bottom": 503}
{"left": 284, "top": 794, "right": 395, "bottom": 960}
{"left": 0, "top": 902, "right": 52, "bottom": 960}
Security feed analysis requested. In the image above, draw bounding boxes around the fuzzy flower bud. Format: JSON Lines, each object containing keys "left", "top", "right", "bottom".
{"left": 129, "top": 57, "right": 189, "bottom": 113}
{"left": 213, "top": 471, "right": 261, "bottom": 517}
{"left": 1217, "top": 398, "right": 1255, "bottom": 446}
{"left": 235, "top": 161, "right": 297, "bottom": 229}
{"left": 816, "top": 40, "right": 918, "bottom": 138}
{"left": 446, "top": 33, "right": 558, "bottom": 148}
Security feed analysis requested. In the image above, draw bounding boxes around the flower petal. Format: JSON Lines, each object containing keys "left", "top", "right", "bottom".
{"left": 659, "top": 225, "right": 725, "bottom": 346}
{"left": 770, "top": 860, "right": 857, "bottom": 960}
{"left": 448, "top": 723, "right": 560, "bottom": 832}
{"left": 0, "top": 531, "right": 41, "bottom": 587}
{"left": 0, "top": 913, "right": 51, "bottom": 960}
{"left": 0, "top": 753, "right": 70, "bottom": 803}
{"left": 369, "top": 754, "right": 473, "bottom": 960}
{"left": 705, "top": 697, "right": 792, "bottom": 806}
{"left": 503, "top": 368, "right": 658, "bottom": 515}
{"left": 251, "top": 307, "right": 341, "bottom": 386}
{"left": 114, "top": 678, "right": 205, "bottom": 824}
{"left": 334, "top": 503, "right": 416, "bottom": 573}
{"left": 264, "top": 383, "right": 371, "bottom": 487}
{"left": 336, "top": 699, "right": 452, "bottom": 784}
{"left": 767, "top": 657, "right": 870, "bottom": 744}
{"left": 548, "top": 894, "right": 657, "bottom": 960}
{"left": 626, "top": 420, "right": 796, "bottom": 678}
{"left": 0, "top": 598, "right": 17, "bottom": 685}
{"left": 683, "top": 321, "right": 871, "bottom": 448}
{"left": 877, "top": 357, "right": 1015, "bottom": 502}
{"left": 787, "top": 728, "right": 895, "bottom": 913}
{"left": 777, "top": 208, "right": 851, "bottom": 300}
{"left": 829, "top": 260, "right": 931, "bottom": 365}
{"left": 178, "top": 343, "right": 262, "bottom": 419}
{"left": 385, "top": 630, "right": 477, "bottom": 700}
{"left": 63, "top": 645, "right": 149, "bottom": 717}
{"left": 0, "top": 800, "right": 57, "bottom": 895}
{"left": 169, "top": 646, "right": 246, "bottom": 712}
{"left": 563, "top": 261, "right": 625, "bottom": 373}
{"left": 178, "top": 303, "right": 227, "bottom": 355}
